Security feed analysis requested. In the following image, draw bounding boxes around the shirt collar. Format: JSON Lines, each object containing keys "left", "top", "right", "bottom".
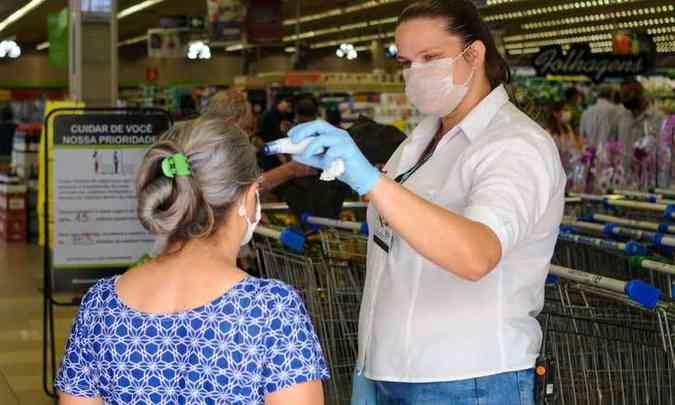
{"left": 458, "top": 84, "right": 510, "bottom": 143}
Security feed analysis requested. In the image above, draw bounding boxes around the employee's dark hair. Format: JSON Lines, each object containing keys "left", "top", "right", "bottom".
{"left": 398, "top": 0, "right": 510, "bottom": 89}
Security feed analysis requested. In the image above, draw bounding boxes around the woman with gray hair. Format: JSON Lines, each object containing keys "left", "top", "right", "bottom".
{"left": 55, "top": 119, "right": 329, "bottom": 404}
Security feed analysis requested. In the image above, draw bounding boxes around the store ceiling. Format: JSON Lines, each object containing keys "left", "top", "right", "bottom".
{"left": 0, "top": 0, "right": 673, "bottom": 56}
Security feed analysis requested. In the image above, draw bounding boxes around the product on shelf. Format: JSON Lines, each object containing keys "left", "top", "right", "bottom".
{"left": 11, "top": 123, "right": 41, "bottom": 179}
{"left": 374, "top": 93, "right": 422, "bottom": 133}
{"left": 0, "top": 173, "right": 27, "bottom": 243}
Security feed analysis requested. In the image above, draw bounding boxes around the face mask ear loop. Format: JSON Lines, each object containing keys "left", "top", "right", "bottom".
{"left": 459, "top": 43, "right": 476, "bottom": 86}
{"left": 462, "top": 69, "right": 476, "bottom": 87}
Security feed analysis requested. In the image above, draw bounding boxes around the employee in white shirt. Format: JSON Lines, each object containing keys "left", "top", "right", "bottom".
{"left": 290, "top": 1, "right": 565, "bottom": 404}
{"left": 580, "top": 85, "right": 623, "bottom": 149}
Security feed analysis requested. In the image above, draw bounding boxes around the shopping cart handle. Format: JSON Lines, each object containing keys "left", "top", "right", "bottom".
{"left": 559, "top": 225, "right": 576, "bottom": 234}
{"left": 664, "top": 204, "right": 675, "bottom": 220}
{"left": 602, "top": 223, "right": 618, "bottom": 238}
{"left": 624, "top": 241, "right": 647, "bottom": 256}
{"left": 624, "top": 280, "right": 661, "bottom": 309}
{"left": 545, "top": 274, "right": 560, "bottom": 285}
{"left": 360, "top": 222, "right": 369, "bottom": 236}
{"left": 298, "top": 213, "right": 320, "bottom": 233}
{"left": 280, "top": 228, "right": 305, "bottom": 253}
{"left": 651, "top": 233, "right": 665, "bottom": 248}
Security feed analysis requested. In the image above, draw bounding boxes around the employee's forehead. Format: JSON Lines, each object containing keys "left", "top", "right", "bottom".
{"left": 396, "top": 22, "right": 462, "bottom": 58}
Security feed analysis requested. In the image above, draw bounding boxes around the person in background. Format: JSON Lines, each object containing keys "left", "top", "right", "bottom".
{"left": 580, "top": 84, "right": 623, "bottom": 149}
{"left": 55, "top": 119, "right": 329, "bottom": 405}
{"left": 325, "top": 107, "right": 343, "bottom": 128}
{"left": 564, "top": 86, "right": 584, "bottom": 132}
{"left": 201, "top": 90, "right": 316, "bottom": 195}
{"left": 348, "top": 115, "right": 407, "bottom": 172}
{"left": 295, "top": 96, "right": 321, "bottom": 124}
{"left": 291, "top": 1, "right": 565, "bottom": 403}
{"left": 256, "top": 96, "right": 293, "bottom": 171}
{"left": 201, "top": 89, "right": 256, "bottom": 135}
{"left": 0, "top": 106, "right": 16, "bottom": 158}
{"left": 618, "top": 80, "right": 665, "bottom": 177}
{"left": 545, "top": 101, "right": 582, "bottom": 188}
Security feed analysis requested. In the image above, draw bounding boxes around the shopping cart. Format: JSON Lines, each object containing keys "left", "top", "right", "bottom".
{"left": 572, "top": 192, "right": 675, "bottom": 223}
{"left": 253, "top": 225, "right": 347, "bottom": 404}
{"left": 557, "top": 221, "right": 675, "bottom": 299}
{"left": 539, "top": 266, "right": 675, "bottom": 405}
{"left": 304, "top": 214, "right": 369, "bottom": 405}
{"left": 254, "top": 212, "right": 370, "bottom": 405}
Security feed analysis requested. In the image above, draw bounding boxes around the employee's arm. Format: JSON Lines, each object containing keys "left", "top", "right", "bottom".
{"left": 369, "top": 138, "right": 555, "bottom": 281}
{"left": 367, "top": 177, "right": 501, "bottom": 281}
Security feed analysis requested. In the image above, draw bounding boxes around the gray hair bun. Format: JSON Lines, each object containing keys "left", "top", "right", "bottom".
{"left": 136, "top": 119, "right": 259, "bottom": 251}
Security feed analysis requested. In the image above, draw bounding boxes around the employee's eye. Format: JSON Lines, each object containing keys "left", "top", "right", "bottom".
{"left": 423, "top": 54, "right": 439, "bottom": 62}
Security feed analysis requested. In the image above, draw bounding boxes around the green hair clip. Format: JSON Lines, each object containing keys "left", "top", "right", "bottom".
{"left": 161, "top": 153, "right": 192, "bottom": 178}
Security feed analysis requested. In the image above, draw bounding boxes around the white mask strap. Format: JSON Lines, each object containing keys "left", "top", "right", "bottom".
{"left": 238, "top": 191, "right": 260, "bottom": 222}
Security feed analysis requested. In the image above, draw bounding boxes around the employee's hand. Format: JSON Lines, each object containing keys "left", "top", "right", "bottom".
{"left": 289, "top": 120, "right": 380, "bottom": 195}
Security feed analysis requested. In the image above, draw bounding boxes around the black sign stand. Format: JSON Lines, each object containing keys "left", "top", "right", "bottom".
{"left": 41, "top": 108, "right": 172, "bottom": 398}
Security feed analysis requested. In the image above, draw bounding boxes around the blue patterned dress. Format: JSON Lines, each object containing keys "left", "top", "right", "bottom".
{"left": 55, "top": 276, "right": 329, "bottom": 404}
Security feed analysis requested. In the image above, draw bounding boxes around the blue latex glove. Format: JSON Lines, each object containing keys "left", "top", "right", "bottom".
{"left": 288, "top": 120, "right": 380, "bottom": 195}
{"left": 351, "top": 371, "right": 377, "bottom": 405}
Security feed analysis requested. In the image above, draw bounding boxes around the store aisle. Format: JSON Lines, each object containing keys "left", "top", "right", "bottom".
{"left": 0, "top": 242, "right": 78, "bottom": 405}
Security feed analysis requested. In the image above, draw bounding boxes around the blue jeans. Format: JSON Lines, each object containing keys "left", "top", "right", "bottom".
{"left": 371, "top": 369, "right": 535, "bottom": 405}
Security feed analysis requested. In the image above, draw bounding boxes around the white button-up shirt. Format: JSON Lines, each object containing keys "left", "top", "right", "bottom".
{"left": 357, "top": 85, "right": 566, "bottom": 382}
{"left": 579, "top": 98, "right": 624, "bottom": 148}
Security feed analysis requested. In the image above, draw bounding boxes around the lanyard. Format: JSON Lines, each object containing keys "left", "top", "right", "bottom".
{"left": 376, "top": 131, "right": 442, "bottom": 253}
{"left": 394, "top": 130, "right": 443, "bottom": 184}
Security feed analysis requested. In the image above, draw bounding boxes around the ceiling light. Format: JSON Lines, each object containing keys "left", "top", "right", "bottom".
{"left": 226, "top": 43, "right": 244, "bottom": 52}
{"left": 0, "top": 0, "right": 47, "bottom": 33}
{"left": 312, "top": 32, "right": 395, "bottom": 49}
{"left": 0, "top": 40, "right": 21, "bottom": 58}
{"left": 118, "top": 0, "right": 166, "bottom": 19}
{"left": 36, "top": 41, "right": 49, "bottom": 51}
{"left": 118, "top": 34, "right": 148, "bottom": 47}
{"left": 283, "top": 0, "right": 405, "bottom": 26}
{"left": 188, "top": 41, "right": 211, "bottom": 60}
{"left": 284, "top": 46, "right": 296, "bottom": 53}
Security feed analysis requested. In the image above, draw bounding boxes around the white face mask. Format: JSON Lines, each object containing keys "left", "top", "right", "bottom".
{"left": 403, "top": 47, "right": 474, "bottom": 118}
{"left": 238, "top": 190, "right": 261, "bottom": 246}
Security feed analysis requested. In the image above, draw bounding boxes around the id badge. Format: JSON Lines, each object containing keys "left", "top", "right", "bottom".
{"left": 373, "top": 217, "right": 393, "bottom": 253}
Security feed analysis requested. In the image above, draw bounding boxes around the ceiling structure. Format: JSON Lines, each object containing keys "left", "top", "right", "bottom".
{"left": 0, "top": 0, "right": 672, "bottom": 58}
